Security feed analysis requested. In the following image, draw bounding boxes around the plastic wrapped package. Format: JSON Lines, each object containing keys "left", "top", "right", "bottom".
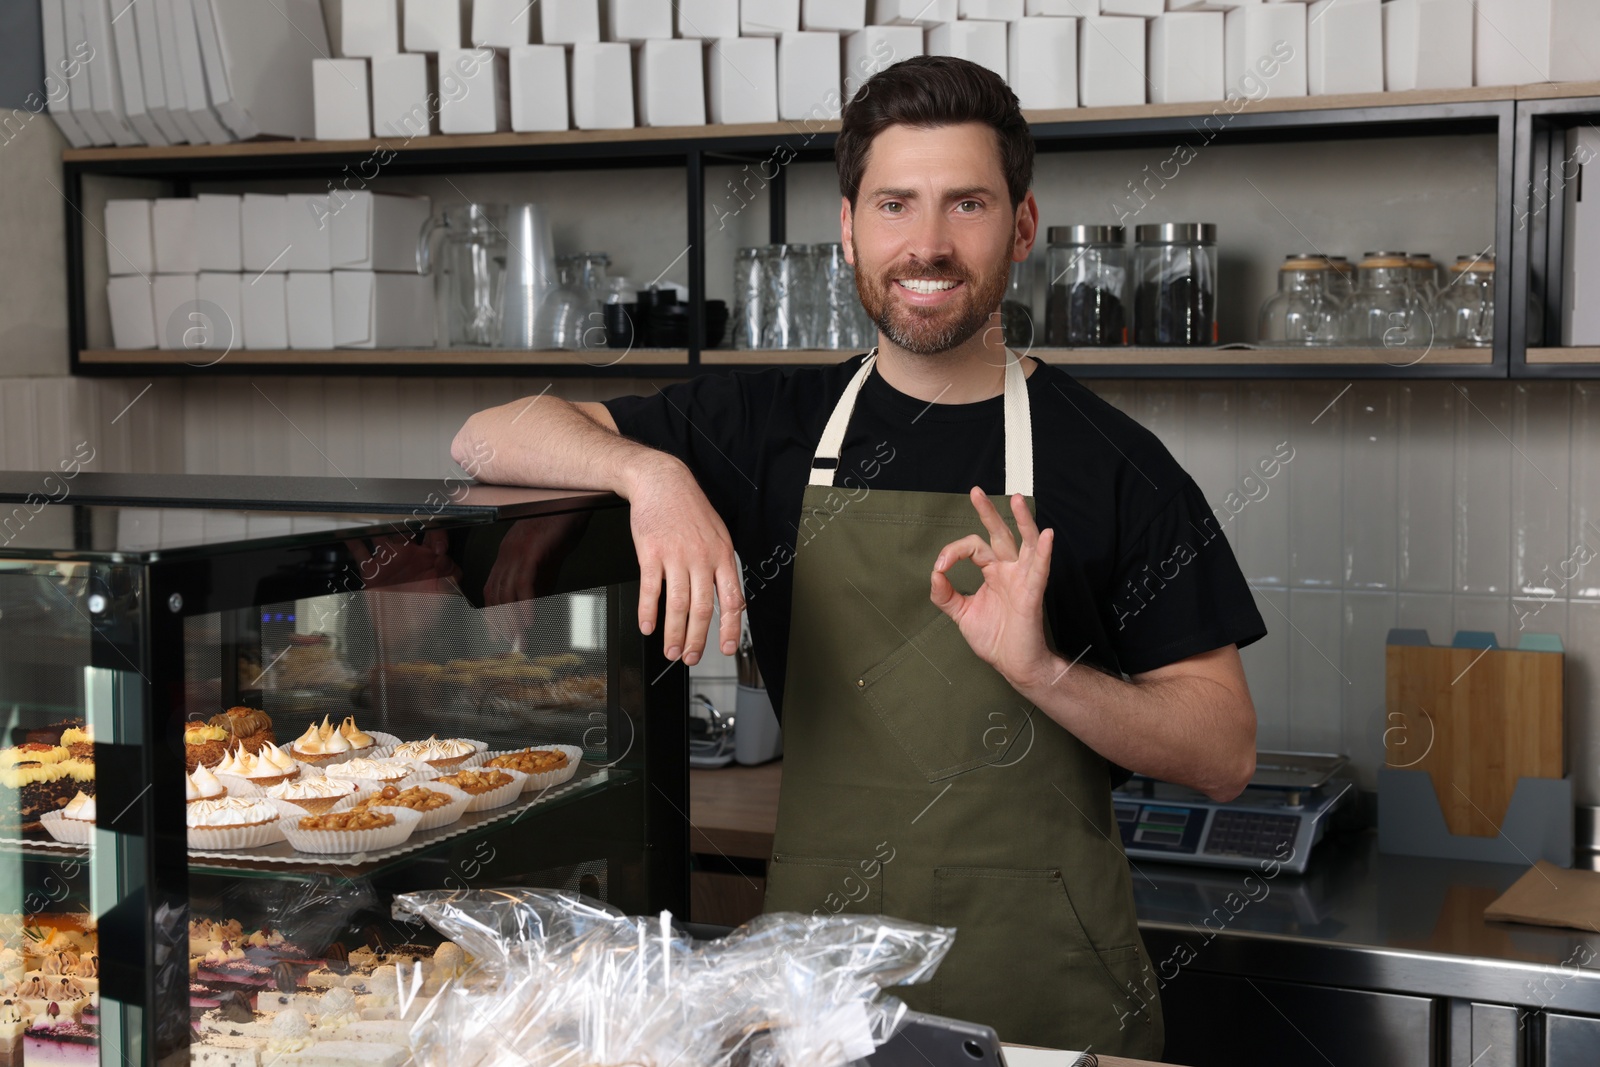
{"left": 392, "top": 889, "right": 955, "bottom": 1067}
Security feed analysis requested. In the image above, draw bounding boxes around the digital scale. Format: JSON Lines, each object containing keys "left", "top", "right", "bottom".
{"left": 1114, "top": 751, "right": 1353, "bottom": 875}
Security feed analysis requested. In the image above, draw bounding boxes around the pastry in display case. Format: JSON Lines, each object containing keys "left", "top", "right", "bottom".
{"left": 0, "top": 474, "right": 687, "bottom": 1065}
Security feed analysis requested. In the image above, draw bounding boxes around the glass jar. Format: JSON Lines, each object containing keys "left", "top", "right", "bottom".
{"left": 1133, "top": 223, "right": 1217, "bottom": 346}
{"left": 534, "top": 255, "right": 593, "bottom": 349}
{"left": 731, "top": 247, "right": 763, "bottom": 349}
{"left": 1436, "top": 254, "right": 1496, "bottom": 347}
{"left": 1045, "top": 225, "right": 1127, "bottom": 346}
{"left": 1342, "top": 252, "right": 1419, "bottom": 347}
{"left": 1323, "top": 256, "right": 1355, "bottom": 307}
{"left": 1001, "top": 258, "right": 1037, "bottom": 348}
{"left": 1259, "top": 255, "right": 1339, "bottom": 346}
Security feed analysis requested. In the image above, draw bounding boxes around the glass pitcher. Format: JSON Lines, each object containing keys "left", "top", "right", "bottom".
{"left": 417, "top": 204, "right": 508, "bottom": 349}
{"left": 418, "top": 203, "right": 557, "bottom": 349}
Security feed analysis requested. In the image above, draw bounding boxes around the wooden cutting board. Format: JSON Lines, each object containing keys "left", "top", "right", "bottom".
{"left": 1385, "top": 635, "right": 1563, "bottom": 837}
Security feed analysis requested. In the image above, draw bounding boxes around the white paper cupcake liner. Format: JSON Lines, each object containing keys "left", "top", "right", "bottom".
{"left": 434, "top": 767, "right": 527, "bottom": 812}
{"left": 479, "top": 746, "right": 583, "bottom": 792}
{"left": 39, "top": 810, "right": 94, "bottom": 845}
{"left": 185, "top": 800, "right": 297, "bottom": 850}
{"left": 280, "top": 804, "right": 423, "bottom": 855}
{"left": 346, "top": 781, "right": 472, "bottom": 831}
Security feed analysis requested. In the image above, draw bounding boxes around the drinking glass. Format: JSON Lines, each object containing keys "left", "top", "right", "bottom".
{"left": 731, "top": 247, "right": 763, "bottom": 349}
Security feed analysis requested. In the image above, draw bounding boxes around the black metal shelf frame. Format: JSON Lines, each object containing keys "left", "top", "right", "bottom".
{"left": 1510, "top": 94, "right": 1600, "bottom": 379}
{"left": 60, "top": 95, "right": 1559, "bottom": 380}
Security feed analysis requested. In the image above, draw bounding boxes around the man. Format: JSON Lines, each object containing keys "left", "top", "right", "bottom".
{"left": 454, "top": 55, "right": 1265, "bottom": 1057}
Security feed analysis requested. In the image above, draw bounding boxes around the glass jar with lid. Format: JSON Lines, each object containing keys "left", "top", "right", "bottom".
{"left": 1044, "top": 225, "right": 1127, "bottom": 346}
{"left": 1134, "top": 223, "right": 1218, "bottom": 346}
{"left": 1342, "top": 251, "right": 1419, "bottom": 347}
{"left": 1323, "top": 256, "right": 1355, "bottom": 307}
{"left": 1436, "top": 254, "right": 1495, "bottom": 347}
{"left": 1259, "top": 255, "right": 1339, "bottom": 346}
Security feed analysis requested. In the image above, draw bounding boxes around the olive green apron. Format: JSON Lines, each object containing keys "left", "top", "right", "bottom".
{"left": 762, "top": 350, "right": 1164, "bottom": 1057}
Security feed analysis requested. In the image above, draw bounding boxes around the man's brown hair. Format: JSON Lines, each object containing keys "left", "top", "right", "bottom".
{"left": 836, "top": 55, "right": 1035, "bottom": 210}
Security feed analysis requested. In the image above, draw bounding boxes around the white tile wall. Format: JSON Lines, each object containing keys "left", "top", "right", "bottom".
{"left": 4, "top": 373, "right": 1600, "bottom": 802}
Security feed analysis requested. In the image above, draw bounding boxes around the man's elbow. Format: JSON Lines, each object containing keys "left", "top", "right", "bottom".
{"left": 451, "top": 415, "right": 489, "bottom": 477}
{"left": 1204, "top": 703, "right": 1256, "bottom": 802}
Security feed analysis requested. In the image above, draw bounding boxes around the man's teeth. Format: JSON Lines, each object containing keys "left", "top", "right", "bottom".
{"left": 898, "top": 279, "right": 958, "bottom": 294}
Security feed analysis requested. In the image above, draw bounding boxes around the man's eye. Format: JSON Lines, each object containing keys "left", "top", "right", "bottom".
{"left": 957, "top": 200, "right": 981, "bottom": 213}
{"left": 882, "top": 202, "right": 903, "bottom": 213}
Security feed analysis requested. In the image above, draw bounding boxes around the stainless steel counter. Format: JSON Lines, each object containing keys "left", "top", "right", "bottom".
{"left": 1133, "top": 828, "right": 1600, "bottom": 1016}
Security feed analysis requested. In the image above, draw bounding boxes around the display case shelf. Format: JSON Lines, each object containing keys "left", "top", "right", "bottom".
{"left": 188, "top": 765, "right": 619, "bottom": 878}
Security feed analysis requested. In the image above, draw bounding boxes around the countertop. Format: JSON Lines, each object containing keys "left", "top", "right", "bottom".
{"left": 689, "top": 764, "right": 1600, "bottom": 1014}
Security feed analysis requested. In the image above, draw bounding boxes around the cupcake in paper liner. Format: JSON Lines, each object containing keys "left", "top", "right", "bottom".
{"left": 267, "top": 775, "right": 373, "bottom": 815}
{"left": 287, "top": 715, "right": 360, "bottom": 766}
{"left": 324, "top": 757, "right": 439, "bottom": 790}
{"left": 344, "top": 781, "right": 472, "bottom": 832}
{"left": 432, "top": 767, "right": 527, "bottom": 812}
{"left": 481, "top": 745, "right": 583, "bottom": 792}
{"left": 213, "top": 741, "right": 301, "bottom": 788}
{"left": 186, "top": 796, "right": 290, "bottom": 850}
{"left": 39, "top": 792, "right": 96, "bottom": 844}
{"left": 280, "top": 804, "right": 423, "bottom": 855}
{"left": 390, "top": 736, "right": 485, "bottom": 770}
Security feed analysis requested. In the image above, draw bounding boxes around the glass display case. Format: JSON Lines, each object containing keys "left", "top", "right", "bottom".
{"left": 0, "top": 475, "right": 687, "bottom": 1065}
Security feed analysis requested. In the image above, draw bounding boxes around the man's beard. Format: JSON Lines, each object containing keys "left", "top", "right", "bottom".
{"left": 852, "top": 236, "right": 1011, "bottom": 356}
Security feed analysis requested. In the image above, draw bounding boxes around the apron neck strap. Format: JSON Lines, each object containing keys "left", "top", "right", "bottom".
{"left": 809, "top": 348, "right": 1035, "bottom": 497}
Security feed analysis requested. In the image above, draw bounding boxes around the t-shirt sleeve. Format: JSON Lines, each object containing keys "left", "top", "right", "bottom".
{"left": 602, "top": 375, "right": 761, "bottom": 529}
{"left": 1101, "top": 479, "right": 1267, "bottom": 676}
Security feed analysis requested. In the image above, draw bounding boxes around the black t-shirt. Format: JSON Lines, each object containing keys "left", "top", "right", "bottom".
{"left": 604, "top": 354, "right": 1267, "bottom": 727}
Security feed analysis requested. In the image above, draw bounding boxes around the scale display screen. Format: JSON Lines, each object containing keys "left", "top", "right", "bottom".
{"left": 1114, "top": 803, "right": 1206, "bottom": 854}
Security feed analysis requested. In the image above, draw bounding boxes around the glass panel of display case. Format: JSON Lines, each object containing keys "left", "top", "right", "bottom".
{"left": 1, "top": 558, "right": 116, "bottom": 1067}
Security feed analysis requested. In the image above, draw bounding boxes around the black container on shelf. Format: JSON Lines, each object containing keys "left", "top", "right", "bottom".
{"left": 1133, "top": 223, "right": 1218, "bottom": 347}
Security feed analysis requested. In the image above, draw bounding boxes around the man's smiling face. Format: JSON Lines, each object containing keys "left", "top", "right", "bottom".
{"left": 843, "top": 122, "right": 1032, "bottom": 357}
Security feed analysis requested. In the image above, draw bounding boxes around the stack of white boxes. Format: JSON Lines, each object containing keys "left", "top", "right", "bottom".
{"left": 103, "top": 192, "right": 435, "bottom": 352}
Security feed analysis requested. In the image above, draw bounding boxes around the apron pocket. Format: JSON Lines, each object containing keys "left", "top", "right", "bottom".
{"left": 765, "top": 853, "right": 884, "bottom": 918}
{"left": 931, "top": 866, "right": 1155, "bottom": 1049}
{"left": 860, "top": 611, "right": 1035, "bottom": 783}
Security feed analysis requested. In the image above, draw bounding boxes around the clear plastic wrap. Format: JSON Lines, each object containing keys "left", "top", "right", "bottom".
{"left": 392, "top": 889, "right": 955, "bottom": 1067}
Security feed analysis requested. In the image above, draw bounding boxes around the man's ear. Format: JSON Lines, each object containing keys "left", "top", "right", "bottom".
{"left": 1014, "top": 190, "right": 1040, "bottom": 263}
{"left": 841, "top": 197, "right": 855, "bottom": 266}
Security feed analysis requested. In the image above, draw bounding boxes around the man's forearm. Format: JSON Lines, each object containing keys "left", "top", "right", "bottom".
{"left": 452, "top": 396, "right": 665, "bottom": 496}
{"left": 1014, "top": 656, "right": 1255, "bottom": 801}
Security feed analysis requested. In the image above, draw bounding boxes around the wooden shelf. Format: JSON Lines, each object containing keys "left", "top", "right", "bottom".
{"left": 1525, "top": 347, "right": 1600, "bottom": 364}
{"left": 1515, "top": 81, "right": 1600, "bottom": 101}
{"left": 59, "top": 85, "right": 1523, "bottom": 167}
{"left": 701, "top": 346, "right": 1497, "bottom": 368}
{"left": 77, "top": 347, "right": 689, "bottom": 367}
